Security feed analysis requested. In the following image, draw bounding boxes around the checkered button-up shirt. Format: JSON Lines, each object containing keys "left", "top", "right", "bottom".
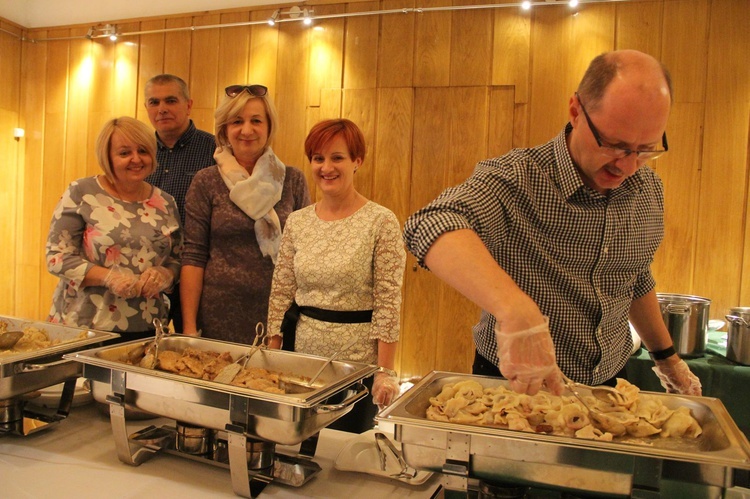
{"left": 146, "top": 120, "right": 216, "bottom": 227}
{"left": 403, "top": 124, "right": 664, "bottom": 384}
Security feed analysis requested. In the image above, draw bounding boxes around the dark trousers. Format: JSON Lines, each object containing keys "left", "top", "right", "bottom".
{"left": 166, "top": 287, "right": 182, "bottom": 334}
{"left": 472, "top": 350, "right": 626, "bottom": 387}
{"left": 327, "top": 375, "right": 378, "bottom": 433}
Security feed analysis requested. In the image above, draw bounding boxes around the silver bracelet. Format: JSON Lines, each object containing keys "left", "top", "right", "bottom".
{"left": 376, "top": 366, "right": 398, "bottom": 378}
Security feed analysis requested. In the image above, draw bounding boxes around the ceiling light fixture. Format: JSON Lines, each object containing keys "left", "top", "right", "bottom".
{"left": 268, "top": 9, "right": 280, "bottom": 26}
{"left": 303, "top": 8, "right": 312, "bottom": 25}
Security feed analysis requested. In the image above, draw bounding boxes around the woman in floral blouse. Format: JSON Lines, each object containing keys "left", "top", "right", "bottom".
{"left": 46, "top": 116, "right": 182, "bottom": 340}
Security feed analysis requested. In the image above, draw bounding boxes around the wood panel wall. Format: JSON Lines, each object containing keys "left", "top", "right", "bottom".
{"left": 0, "top": 0, "right": 748, "bottom": 380}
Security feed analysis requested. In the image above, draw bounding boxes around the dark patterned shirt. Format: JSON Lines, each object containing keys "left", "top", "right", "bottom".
{"left": 403, "top": 124, "right": 664, "bottom": 385}
{"left": 146, "top": 120, "right": 216, "bottom": 227}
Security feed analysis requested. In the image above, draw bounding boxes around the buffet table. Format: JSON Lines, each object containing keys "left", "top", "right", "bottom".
{"left": 0, "top": 402, "right": 440, "bottom": 498}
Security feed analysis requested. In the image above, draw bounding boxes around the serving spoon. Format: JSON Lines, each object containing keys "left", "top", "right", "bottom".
{"left": 561, "top": 374, "right": 627, "bottom": 407}
{"left": 0, "top": 331, "right": 23, "bottom": 350}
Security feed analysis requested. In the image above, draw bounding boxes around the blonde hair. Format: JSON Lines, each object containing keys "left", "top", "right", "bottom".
{"left": 214, "top": 88, "right": 279, "bottom": 149}
{"left": 95, "top": 117, "right": 157, "bottom": 180}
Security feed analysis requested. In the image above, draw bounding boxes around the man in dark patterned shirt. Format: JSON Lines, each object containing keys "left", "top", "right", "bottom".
{"left": 144, "top": 74, "right": 216, "bottom": 333}
{"left": 404, "top": 50, "right": 701, "bottom": 397}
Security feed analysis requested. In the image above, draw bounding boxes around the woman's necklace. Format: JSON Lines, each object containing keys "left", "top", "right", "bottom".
{"left": 103, "top": 176, "right": 149, "bottom": 202}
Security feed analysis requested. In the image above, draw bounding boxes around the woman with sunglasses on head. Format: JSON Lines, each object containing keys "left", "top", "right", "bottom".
{"left": 180, "top": 85, "right": 311, "bottom": 344}
{"left": 266, "top": 119, "right": 406, "bottom": 433}
{"left": 46, "top": 117, "right": 181, "bottom": 342}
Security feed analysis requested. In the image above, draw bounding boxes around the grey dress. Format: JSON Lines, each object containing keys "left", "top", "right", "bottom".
{"left": 182, "top": 165, "right": 311, "bottom": 344}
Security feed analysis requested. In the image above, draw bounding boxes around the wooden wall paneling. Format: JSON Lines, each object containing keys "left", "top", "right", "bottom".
{"left": 342, "top": 88, "right": 377, "bottom": 200}
{"left": 16, "top": 31, "right": 48, "bottom": 319}
{"left": 413, "top": 0, "right": 452, "bottom": 87}
{"left": 189, "top": 14, "right": 221, "bottom": 132}
{"left": 614, "top": 1, "right": 663, "bottom": 56}
{"left": 650, "top": 103, "right": 703, "bottom": 295}
{"left": 248, "top": 10, "right": 279, "bottom": 99}
{"left": 568, "top": 4, "right": 614, "bottom": 79}
{"left": 491, "top": 6, "right": 531, "bottom": 104}
{"left": 88, "top": 38, "right": 115, "bottom": 177}
{"left": 306, "top": 4, "right": 345, "bottom": 108}
{"left": 449, "top": 2, "right": 493, "bottom": 87}
{"left": 111, "top": 22, "right": 140, "bottom": 118}
{"left": 136, "top": 19, "right": 166, "bottom": 125}
{"left": 487, "top": 86, "right": 515, "bottom": 158}
{"left": 660, "top": 0, "right": 709, "bottom": 103}
{"left": 273, "top": 21, "right": 311, "bottom": 172}
{"left": 163, "top": 17, "right": 192, "bottom": 80}
{"left": 343, "top": 1, "right": 379, "bottom": 90}
{"left": 65, "top": 29, "right": 93, "bottom": 183}
{"left": 742, "top": 112, "right": 750, "bottom": 306}
{"left": 378, "top": 0, "right": 416, "bottom": 88}
{"left": 400, "top": 87, "right": 452, "bottom": 379}
{"left": 512, "top": 102, "right": 530, "bottom": 148}
{"left": 216, "top": 12, "right": 250, "bottom": 93}
{"left": 304, "top": 88, "right": 343, "bottom": 201}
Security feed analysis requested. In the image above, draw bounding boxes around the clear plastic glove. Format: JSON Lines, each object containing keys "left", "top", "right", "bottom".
{"left": 138, "top": 266, "right": 174, "bottom": 299}
{"left": 372, "top": 371, "right": 400, "bottom": 408}
{"left": 495, "top": 317, "right": 565, "bottom": 396}
{"left": 103, "top": 266, "right": 141, "bottom": 299}
{"left": 652, "top": 358, "right": 702, "bottom": 396}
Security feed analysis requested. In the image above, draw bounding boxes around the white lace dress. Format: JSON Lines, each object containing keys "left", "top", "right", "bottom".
{"left": 267, "top": 201, "right": 406, "bottom": 363}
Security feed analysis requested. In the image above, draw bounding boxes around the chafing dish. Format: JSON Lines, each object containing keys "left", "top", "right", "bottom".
{"left": 377, "top": 371, "right": 750, "bottom": 498}
{"left": 0, "top": 315, "right": 119, "bottom": 435}
{"left": 65, "top": 335, "right": 377, "bottom": 497}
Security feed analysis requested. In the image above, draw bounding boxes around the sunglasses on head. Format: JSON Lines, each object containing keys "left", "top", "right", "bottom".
{"left": 225, "top": 84, "right": 268, "bottom": 98}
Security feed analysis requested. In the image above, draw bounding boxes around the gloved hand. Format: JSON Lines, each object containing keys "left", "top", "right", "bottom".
{"left": 103, "top": 266, "right": 141, "bottom": 299}
{"left": 495, "top": 317, "right": 565, "bottom": 396}
{"left": 138, "top": 266, "right": 174, "bottom": 299}
{"left": 372, "top": 371, "right": 400, "bottom": 408}
{"left": 652, "top": 358, "right": 702, "bottom": 396}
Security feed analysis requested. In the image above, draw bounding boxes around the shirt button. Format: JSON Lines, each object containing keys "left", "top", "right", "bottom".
{"left": 603, "top": 246, "right": 609, "bottom": 254}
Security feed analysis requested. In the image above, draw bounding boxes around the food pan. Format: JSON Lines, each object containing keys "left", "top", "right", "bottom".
{"left": 0, "top": 315, "right": 119, "bottom": 399}
{"left": 65, "top": 335, "right": 377, "bottom": 445}
{"left": 377, "top": 371, "right": 750, "bottom": 496}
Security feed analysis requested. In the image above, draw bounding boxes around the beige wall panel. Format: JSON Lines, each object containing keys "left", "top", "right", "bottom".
{"left": 492, "top": 8, "right": 531, "bottom": 103}
{"left": 112, "top": 22, "right": 140, "bottom": 117}
{"left": 190, "top": 14, "right": 221, "bottom": 124}
{"left": 164, "top": 17, "right": 192, "bottom": 79}
{"left": 414, "top": 0, "right": 452, "bottom": 87}
{"left": 343, "top": 1, "right": 379, "bottom": 90}
{"left": 248, "top": 10, "right": 279, "bottom": 99}
{"left": 66, "top": 31, "right": 92, "bottom": 183}
{"left": 651, "top": 103, "right": 703, "bottom": 294}
{"left": 217, "top": 12, "right": 250, "bottom": 92}
{"left": 342, "top": 88, "right": 377, "bottom": 200}
{"left": 487, "top": 86, "right": 515, "bottom": 161}
{"left": 529, "top": 5, "right": 613, "bottom": 145}
{"left": 615, "top": 1, "right": 662, "bottom": 56}
{"left": 274, "top": 22, "right": 310, "bottom": 171}
{"left": 378, "top": 0, "right": 415, "bottom": 88}
{"left": 136, "top": 20, "right": 166, "bottom": 124}
{"left": 661, "top": 0, "right": 708, "bottom": 104}
{"left": 449, "top": 7, "right": 492, "bottom": 87}
{"left": 306, "top": 5, "right": 345, "bottom": 108}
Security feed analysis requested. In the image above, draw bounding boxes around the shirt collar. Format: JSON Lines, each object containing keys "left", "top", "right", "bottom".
{"left": 156, "top": 120, "right": 198, "bottom": 151}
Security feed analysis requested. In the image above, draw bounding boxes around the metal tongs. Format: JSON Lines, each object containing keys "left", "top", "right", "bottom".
{"left": 214, "top": 323, "right": 267, "bottom": 384}
{"left": 374, "top": 432, "right": 418, "bottom": 479}
{"left": 147, "top": 318, "right": 171, "bottom": 369}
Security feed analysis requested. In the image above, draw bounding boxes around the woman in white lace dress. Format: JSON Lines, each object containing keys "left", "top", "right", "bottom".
{"left": 267, "top": 119, "right": 406, "bottom": 432}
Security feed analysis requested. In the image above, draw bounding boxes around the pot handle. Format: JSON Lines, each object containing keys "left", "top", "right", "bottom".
{"left": 725, "top": 315, "right": 750, "bottom": 327}
{"left": 313, "top": 382, "right": 368, "bottom": 414}
{"left": 664, "top": 303, "right": 691, "bottom": 314}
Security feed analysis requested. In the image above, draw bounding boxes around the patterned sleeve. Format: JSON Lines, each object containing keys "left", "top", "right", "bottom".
{"left": 371, "top": 209, "right": 406, "bottom": 343}
{"left": 45, "top": 181, "right": 94, "bottom": 293}
{"left": 181, "top": 169, "right": 213, "bottom": 268}
{"left": 267, "top": 213, "right": 299, "bottom": 338}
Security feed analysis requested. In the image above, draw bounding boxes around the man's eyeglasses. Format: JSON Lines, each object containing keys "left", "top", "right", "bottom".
{"left": 225, "top": 84, "right": 268, "bottom": 98}
{"left": 575, "top": 92, "right": 668, "bottom": 161}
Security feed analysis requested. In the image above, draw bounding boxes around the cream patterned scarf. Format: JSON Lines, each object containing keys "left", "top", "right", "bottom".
{"left": 215, "top": 146, "right": 286, "bottom": 264}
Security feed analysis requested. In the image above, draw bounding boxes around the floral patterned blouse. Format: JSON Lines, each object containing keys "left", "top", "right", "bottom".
{"left": 267, "top": 201, "right": 406, "bottom": 364}
{"left": 46, "top": 176, "right": 182, "bottom": 333}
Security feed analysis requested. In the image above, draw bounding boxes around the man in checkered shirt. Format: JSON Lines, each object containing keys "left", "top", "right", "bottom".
{"left": 145, "top": 74, "right": 216, "bottom": 334}
{"left": 404, "top": 50, "right": 701, "bottom": 397}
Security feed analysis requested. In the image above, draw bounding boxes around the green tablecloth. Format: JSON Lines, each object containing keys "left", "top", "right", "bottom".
{"left": 626, "top": 334, "right": 750, "bottom": 437}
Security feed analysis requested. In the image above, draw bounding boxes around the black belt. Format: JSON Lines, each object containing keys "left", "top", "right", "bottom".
{"left": 280, "top": 301, "right": 372, "bottom": 351}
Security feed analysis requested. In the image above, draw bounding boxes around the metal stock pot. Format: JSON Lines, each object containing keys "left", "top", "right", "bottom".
{"left": 657, "top": 293, "right": 710, "bottom": 357}
{"left": 725, "top": 307, "right": 750, "bottom": 365}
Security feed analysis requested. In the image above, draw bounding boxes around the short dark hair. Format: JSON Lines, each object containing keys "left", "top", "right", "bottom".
{"left": 304, "top": 119, "right": 366, "bottom": 163}
{"left": 145, "top": 74, "right": 190, "bottom": 100}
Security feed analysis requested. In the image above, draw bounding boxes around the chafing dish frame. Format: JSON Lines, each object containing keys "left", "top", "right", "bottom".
{"left": 377, "top": 371, "right": 750, "bottom": 498}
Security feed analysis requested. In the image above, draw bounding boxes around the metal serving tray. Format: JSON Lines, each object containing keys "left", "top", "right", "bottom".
{"left": 65, "top": 335, "right": 377, "bottom": 444}
{"left": 377, "top": 371, "right": 750, "bottom": 497}
{"left": 0, "top": 315, "right": 120, "bottom": 399}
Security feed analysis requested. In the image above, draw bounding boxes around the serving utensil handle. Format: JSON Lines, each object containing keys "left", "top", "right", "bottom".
{"left": 313, "top": 382, "right": 368, "bottom": 413}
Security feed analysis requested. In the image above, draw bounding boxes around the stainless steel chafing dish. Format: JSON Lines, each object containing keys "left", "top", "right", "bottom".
{"left": 0, "top": 315, "right": 119, "bottom": 435}
{"left": 65, "top": 335, "right": 377, "bottom": 497}
{"left": 377, "top": 371, "right": 750, "bottom": 498}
